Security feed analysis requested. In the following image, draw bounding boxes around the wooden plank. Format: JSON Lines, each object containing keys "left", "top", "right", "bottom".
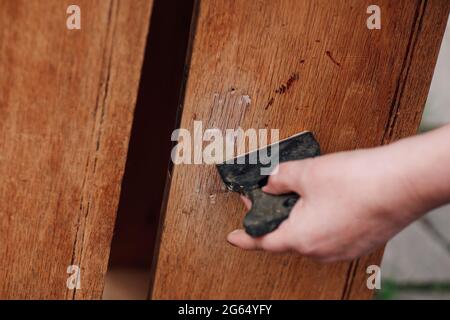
{"left": 345, "top": 0, "right": 450, "bottom": 299}
{"left": 0, "top": 0, "right": 153, "bottom": 299}
{"left": 150, "top": 0, "right": 448, "bottom": 299}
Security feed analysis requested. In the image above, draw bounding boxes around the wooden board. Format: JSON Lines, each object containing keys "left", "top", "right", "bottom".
{"left": 0, "top": 0, "right": 153, "bottom": 299}
{"left": 345, "top": 0, "right": 450, "bottom": 299}
{"left": 150, "top": 0, "right": 449, "bottom": 299}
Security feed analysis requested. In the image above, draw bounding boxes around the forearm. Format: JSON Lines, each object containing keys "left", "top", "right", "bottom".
{"left": 228, "top": 123, "right": 450, "bottom": 260}
{"left": 387, "top": 123, "right": 450, "bottom": 216}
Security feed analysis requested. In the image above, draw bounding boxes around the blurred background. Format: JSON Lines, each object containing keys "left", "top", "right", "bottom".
{"left": 379, "top": 17, "right": 450, "bottom": 300}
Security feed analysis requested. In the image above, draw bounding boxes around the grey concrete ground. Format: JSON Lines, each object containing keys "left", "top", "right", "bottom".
{"left": 379, "top": 17, "right": 450, "bottom": 300}
{"left": 420, "top": 18, "right": 450, "bottom": 129}
{"left": 381, "top": 206, "right": 450, "bottom": 294}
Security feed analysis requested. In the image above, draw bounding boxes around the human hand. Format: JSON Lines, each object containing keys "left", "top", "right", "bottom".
{"left": 226, "top": 145, "right": 426, "bottom": 262}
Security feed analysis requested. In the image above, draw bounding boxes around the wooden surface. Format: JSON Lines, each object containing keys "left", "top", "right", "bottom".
{"left": 0, "top": 0, "right": 153, "bottom": 299}
{"left": 151, "top": 0, "right": 449, "bottom": 299}
{"left": 346, "top": 0, "right": 450, "bottom": 299}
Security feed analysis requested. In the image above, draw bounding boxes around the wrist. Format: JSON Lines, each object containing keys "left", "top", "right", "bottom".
{"left": 384, "top": 126, "right": 450, "bottom": 219}
{"left": 375, "top": 145, "right": 427, "bottom": 223}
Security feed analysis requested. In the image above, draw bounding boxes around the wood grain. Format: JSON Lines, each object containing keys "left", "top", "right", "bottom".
{"left": 346, "top": 0, "right": 450, "bottom": 299}
{"left": 150, "top": 0, "right": 449, "bottom": 299}
{"left": 0, "top": 0, "right": 152, "bottom": 299}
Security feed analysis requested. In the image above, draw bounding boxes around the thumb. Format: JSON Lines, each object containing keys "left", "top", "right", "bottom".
{"left": 262, "top": 160, "right": 310, "bottom": 195}
{"left": 227, "top": 222, "right": 292, "bottom": 252}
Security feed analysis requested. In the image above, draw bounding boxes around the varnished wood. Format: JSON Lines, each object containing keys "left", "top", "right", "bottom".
{"left": 151, "top": 0, "right": 449, "bottom": 299}
{"left": 346, "top": 0, "right": 450, "bottom": 299}
{"left": 0, "top": 0, "right": 153, "bottom": 299}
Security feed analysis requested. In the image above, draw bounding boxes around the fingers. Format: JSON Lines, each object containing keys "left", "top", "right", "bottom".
{"left": 227, "top": 223, "right": 292, "bottom": 252}
{"left": 262, "top": 160, "right": 311, "bottom": 195}
{"left": 229, "top": 161, "right": 312, "bottom": 253}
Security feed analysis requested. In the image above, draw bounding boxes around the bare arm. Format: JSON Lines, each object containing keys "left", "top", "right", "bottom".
{"left": 227, "top": 123, "right": 450, "bottom": 262}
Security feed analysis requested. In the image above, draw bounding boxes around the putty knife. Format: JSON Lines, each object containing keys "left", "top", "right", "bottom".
{"left": 216, "top": 131, "right": 320, "bottom": 237}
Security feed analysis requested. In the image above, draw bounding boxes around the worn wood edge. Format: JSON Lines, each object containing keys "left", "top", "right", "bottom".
{"left": 147, "top": 0, "right": 200, "bottom": 300}
{"left": 345, "top": 0, "right": 450, "bottom": 300}
{"left": 67, "top": 0, "right": 154, "bottom": 299}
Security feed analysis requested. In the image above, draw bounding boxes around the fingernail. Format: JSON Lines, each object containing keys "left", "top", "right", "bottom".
{"left": 227, "top": 231, "right": 239, "bottom": 247}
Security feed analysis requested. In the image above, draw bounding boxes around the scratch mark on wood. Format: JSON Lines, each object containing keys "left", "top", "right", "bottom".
{"left": 325, "top": 50, "right": 341, "bottom": 67}
{"left": 266, "top": 72, "right": 300, "bottom": 110}
{"left": 275, "top": 72, "right": 300, "bottom": 94}
{"left": 264, "top": 97, "right": 274, "bottom": 110}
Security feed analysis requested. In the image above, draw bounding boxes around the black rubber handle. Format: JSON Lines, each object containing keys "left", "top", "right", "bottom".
{"left": 216, "top": 131, "right": 320, "bottom": 238}
{"left": 243, "top": 188, "right": 299, "bottom": 237}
